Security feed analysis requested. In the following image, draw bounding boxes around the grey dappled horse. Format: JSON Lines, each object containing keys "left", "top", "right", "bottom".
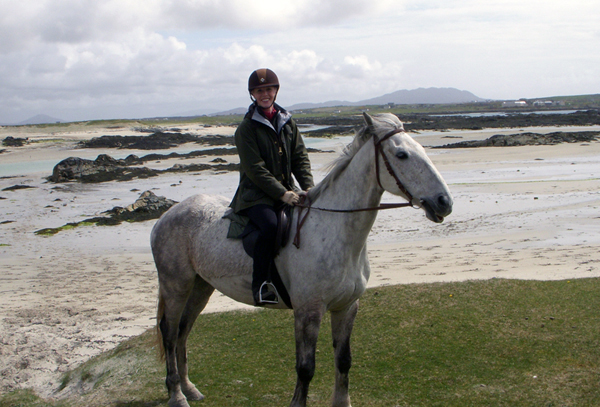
{"left": 151, "top": 113, "right": 453, "bottom": 407}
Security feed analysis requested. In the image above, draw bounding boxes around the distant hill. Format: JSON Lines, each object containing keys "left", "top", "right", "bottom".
{"left": 288, "top": 88, "right": 486, "bottom": 110}
{"left": 18, "top": 114, "right": 63, "bottom": 125}
{"left": 358, "top": 87, "right": 486, "bottom": 105}
{"left": 286, "top": 100, "right": 353, "bottom": 110}
{"left": 287, "top": 87, "right": 485, "bottom": 111}
{"left": 193, "top": 87, "right": 486, "bottom": 117}
{"left": 209, "top": 107, "right": 248, "bottom": 116}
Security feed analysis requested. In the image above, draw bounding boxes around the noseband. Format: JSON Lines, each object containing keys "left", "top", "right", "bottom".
{"left": 293, "top": 127, "right": 414, "bottom": 248}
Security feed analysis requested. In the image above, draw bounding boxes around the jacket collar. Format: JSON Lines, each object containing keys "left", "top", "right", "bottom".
{"left": 248, "top": 103, "right": 292, "bottom": 134}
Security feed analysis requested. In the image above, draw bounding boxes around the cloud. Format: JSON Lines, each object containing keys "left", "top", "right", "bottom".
{"left": 0, "top": 0, "right": 395, "bottom": 53}
{"left": 0, "top": 0, "right": 598, "bottom": 122}
{"left": 158, "top": 0, "right": 394, "bottom": 30}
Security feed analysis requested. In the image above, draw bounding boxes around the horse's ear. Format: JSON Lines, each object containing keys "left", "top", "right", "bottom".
{"left": 363, "top": 112, "right": 374, "bottom": 127}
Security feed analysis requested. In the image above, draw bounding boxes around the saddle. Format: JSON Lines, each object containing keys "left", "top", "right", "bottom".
{"left": 224, "top": 205, "right": 293, "bottom": 256}
{"left": 223, "top": 205, "right": 293, "bottom": 308}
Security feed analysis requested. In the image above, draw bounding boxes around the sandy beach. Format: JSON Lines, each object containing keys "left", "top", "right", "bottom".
{"left": 1, "top": 121, "right": 599, "bottom": 399}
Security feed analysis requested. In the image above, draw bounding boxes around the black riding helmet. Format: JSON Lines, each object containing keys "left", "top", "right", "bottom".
{"left": 248, "top": 68, "right": 280, "bottom": 92}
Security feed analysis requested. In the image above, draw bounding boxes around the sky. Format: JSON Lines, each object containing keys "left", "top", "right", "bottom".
{"left": 1, "top": 0, "right": 599, "bottom": 123}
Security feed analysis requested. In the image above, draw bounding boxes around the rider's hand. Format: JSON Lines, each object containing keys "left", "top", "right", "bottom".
{"left": 298, "top": 188, "right": 310, "bottom": 198}
{"left": 281, "top": 190, "right": 299, "bottom": 205}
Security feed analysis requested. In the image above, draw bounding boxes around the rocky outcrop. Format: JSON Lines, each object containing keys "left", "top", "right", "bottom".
{"left": 433, "top": 131, "right": 600, "bottom": 148}
{"left": 50, "top": 155, "right": 152, "bottom": 183}
{"left": 78, "top": 132, "right": 235, "bottom": 150}
{"left": 79, "top": 131, "right": 200, "bottom": 149}
{"left": 2, "top": 184, "right": 36, "bottom": 191}
{"left": 105, "top": 190, "right": 178, "bottom": 222}
{"left": 295, "top": 109, "right": 600, "bottom": 131}
{"left": 49, "top": 152, "right": 240, "bottom": 183}
{"left": 35, "top": 191, "right": 177, "bottom": 235}
{"left": 2, "top": 136, "right": 28, "bottom": 147}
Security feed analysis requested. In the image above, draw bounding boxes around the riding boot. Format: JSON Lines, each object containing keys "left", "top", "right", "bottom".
{"left": 242, "top": 204, "right": 280, "bottom": 306}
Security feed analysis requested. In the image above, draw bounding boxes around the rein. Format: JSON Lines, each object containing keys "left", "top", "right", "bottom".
{"left": 293, "top": 128, "right": 414, "bottom": 248}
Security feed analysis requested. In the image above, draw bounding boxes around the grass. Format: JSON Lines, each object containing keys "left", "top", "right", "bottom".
{"left": 2, "top": 278, "right": 600, "bottom": 406}
{"left": 34, "top": 221, "right": 97, "bottom": 236}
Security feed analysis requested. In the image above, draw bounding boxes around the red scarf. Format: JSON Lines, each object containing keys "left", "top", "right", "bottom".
{"left": 262, "top": 106, "right": 277, "bottom": 121}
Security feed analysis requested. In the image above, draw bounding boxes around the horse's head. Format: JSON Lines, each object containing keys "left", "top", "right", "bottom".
{"left": 364, "top": 112, "right": 453, "bottom": 223}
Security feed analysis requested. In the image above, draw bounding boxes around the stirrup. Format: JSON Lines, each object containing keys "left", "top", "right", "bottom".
{"left": 258, "top": 281, "right": 279, "bottom": 304}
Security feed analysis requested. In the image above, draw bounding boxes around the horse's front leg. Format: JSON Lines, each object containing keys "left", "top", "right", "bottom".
{"left": 290, "top": 305, "right": 325, "bottom": 407}
{"left": 330, "top": 301, "right": 359, "bottom": 407}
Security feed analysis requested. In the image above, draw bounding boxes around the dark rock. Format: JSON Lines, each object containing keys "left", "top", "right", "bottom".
{"left": 2, "top": 136, "right": 28, "bottom": 147}
{"left": 199, "top": 135, "right": 235, "bottom": 146}
{"left": 2, "top": 185, "right": 36, "bottom": 191}
{"left": 79, "top": 131, "right": 200, "bottom": 150}
{"left": 105, "top": 190, "right": 178, "bottom": 222}
{"left": 433, "top": 131, "right": 600, "bottom": 149}
{"left": 78, "top": 131, "right": 235, "bottom": 150}
{"left": 400, "top": 110, "right": 600, "bottom": 131}
{"left": 138, "top": 147, "right": 237, "bottom": 162}
{"left": 303, "top": 125, "right": 354, "bottom": 138}
{"left": 124, "top": 154, "right": 141, "bottom": 164}
{"left": 35, "top": 191, "right": 178, "bottom": 235}
{"left": 50, "top": 155, "right": 159, "bottom": 183}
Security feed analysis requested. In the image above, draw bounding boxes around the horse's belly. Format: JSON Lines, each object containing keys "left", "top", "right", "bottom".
{"left": 206, "top": 275, "right": 254, "bottom": 306}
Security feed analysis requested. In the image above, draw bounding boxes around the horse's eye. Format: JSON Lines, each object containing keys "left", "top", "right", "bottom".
{"left": 395, "top": 150, "right": 409, "bottom": 160}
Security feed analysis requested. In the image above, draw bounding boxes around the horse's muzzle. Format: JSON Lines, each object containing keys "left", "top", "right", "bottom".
{"left": 421, "top": 194, "right": 453, "bottom": 223}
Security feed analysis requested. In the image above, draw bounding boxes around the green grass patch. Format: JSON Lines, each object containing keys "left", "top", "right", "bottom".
{"left": 34, "top": 221, "right": 97, "bottom": 236}
{"left": 2, "top": 278, "right": 600, "bottom": 406}
{"left": 29, "top": 139, "right": 67, "bottom": 144}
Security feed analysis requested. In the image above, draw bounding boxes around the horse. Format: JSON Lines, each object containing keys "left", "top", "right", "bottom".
{"left": 151, "top": 112, "right": 453, "bottom": 407}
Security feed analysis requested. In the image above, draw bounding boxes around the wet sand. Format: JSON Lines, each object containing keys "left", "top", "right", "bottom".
{"left": 1, "top": 122, "right": 599, "bottom": 398}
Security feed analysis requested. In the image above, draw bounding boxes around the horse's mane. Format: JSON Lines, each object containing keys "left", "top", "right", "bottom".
{"left": 309, "top": 113, "right": 404, "bottom": 200}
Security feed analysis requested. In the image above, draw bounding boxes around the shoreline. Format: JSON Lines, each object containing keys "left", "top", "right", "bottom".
{"left": 1, "top": 122, "right": 599, "bottom": 398}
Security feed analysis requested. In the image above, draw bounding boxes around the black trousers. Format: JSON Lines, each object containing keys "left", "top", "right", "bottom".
{"left": 241, "top": 204, "right": 278, "bottom": 293}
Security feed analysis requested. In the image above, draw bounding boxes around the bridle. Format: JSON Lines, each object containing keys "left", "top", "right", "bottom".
{"left": 293, "top": 127, "right": 415, "bottom": 248}
{"left": 373, "top": 128, "right": 415, "bottom": 203}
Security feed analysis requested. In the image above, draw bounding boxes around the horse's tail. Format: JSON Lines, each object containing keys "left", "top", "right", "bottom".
{"left": 155, "top": 290, "right": 166, "bottom": 361}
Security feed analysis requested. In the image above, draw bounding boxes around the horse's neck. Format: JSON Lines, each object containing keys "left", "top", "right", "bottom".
{"left": 314, "top": 139, "right": 382, "bottom": 243}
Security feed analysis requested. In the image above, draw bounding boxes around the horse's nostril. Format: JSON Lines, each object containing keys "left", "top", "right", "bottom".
{"left": 438, "top": 195, "right": 449, "bottom": 207}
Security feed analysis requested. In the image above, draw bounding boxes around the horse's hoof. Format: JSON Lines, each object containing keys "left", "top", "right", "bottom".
{"left": 184, "top": 387, "right": 205, "bottom": 401}
{"left": 168, "top": 393, "right": 190, "bottom": 407}
{"left": 182, "top": 380, "right": 205, "bottom": 401}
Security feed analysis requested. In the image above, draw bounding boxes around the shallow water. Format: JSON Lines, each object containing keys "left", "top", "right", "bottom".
{"left": 0, "top": 136, "right": 354, "bottom": 177}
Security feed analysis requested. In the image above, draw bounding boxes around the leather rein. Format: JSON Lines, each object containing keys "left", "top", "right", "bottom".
{"left": 293, "top": 128, "right": 414, "bottom": 248}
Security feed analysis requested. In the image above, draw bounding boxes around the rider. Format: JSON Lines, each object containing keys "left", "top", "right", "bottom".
{"left": 230, "top": 68, "right": 314, "bottom": 306}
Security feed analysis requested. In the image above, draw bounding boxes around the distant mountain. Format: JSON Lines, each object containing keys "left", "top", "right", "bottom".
{"left": 205, "top": 87, "right": 486, "bottom": 116}
{"left": 287, "top": 87, "right": 485, "bottom": 111}
{"left": 18, "top": 114, "right": 63, "bottom": 125}
{"left": 358, "top": 87, "right": 485, "bottom": 105}
{"left": 286, "top": 100, "right": 353, "bottom": 110}
{"left": 208, "top": 107, "right": 248, "bottom": 116}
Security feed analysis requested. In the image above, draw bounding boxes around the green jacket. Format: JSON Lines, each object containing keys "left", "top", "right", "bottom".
{"left": 230, "top": 103, "right": 314, "bottom": 213}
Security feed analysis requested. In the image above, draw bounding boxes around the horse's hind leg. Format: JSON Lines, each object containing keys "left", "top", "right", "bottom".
{"left": 330, "top": 301, "right": 359, "bottom": 407}
{"left": 158, "top": 272, "right": 213, "bottom": 407}
{"left": 177, "top": 275, "right": 215, "bottom": 401}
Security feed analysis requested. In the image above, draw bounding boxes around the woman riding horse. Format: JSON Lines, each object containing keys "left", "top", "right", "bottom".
{"left": 230, "top": 68, "right": 314, "bottom": 305}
